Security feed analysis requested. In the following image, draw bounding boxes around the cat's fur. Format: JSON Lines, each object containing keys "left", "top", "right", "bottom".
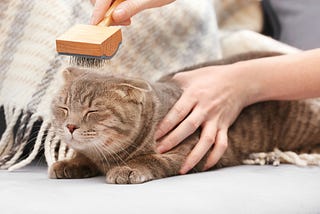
{"left": 49, "top": 52, "right": 320, "bottom": 184}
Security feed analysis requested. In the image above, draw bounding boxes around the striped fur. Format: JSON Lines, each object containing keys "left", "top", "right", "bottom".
{"left": 49, "top": 53, "right": 320, "bottom": 184}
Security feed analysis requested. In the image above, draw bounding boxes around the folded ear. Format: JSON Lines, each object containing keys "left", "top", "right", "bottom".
{"left": 117, "top": 79, "right": 152, "bottom": 104}
{"left": 62, "top": 67, "right": 86, "bottom": 82}
{"left": 118, "top": 79, "right": 152, "bottom": 93}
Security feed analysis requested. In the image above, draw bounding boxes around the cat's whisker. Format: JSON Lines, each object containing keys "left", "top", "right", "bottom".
{"left": 95, "top": 140, "right": 122, "bottom": 169}
{"left": 91, "top": 142, "right": 110, "bottom": 170}
{"left": 98, "top": 141, "right": 124, "bottom": 168}
{"left": 104, "top": 140, "right": 133, "bottom": 157}
{"left": 100, "top": 142, "right": 129, "bottom": 168}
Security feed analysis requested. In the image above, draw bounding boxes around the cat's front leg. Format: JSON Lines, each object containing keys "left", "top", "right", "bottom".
{"left": 106, "top": 153, "right": 184, "bottom": 184}
{"left": 48, "top": 152, "right": 100, "bottom": 179}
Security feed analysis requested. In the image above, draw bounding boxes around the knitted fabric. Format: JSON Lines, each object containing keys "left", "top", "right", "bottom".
{"left": 0, "top": 0, "right": 221, "bottom": 170}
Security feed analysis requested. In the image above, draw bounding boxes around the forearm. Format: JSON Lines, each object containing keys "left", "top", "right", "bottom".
{"left": 233, "top": 49, "right": 320, "bottom": 105}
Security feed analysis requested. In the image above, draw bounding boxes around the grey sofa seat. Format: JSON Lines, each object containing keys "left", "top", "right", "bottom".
{"left": 1, "top": 164, "right": 320, "bottom": 214}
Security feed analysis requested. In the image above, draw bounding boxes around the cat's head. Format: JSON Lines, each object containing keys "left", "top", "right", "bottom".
{"left": 51, "top": 67, "right": 152, "bottom": 155}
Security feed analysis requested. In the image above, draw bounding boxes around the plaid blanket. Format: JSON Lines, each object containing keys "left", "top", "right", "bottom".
{"left": 0, "top": 0, "right": 221, "bottom": 170}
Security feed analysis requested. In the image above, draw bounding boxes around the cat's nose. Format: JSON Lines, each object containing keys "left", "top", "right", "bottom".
{"left": 66, "top": 124, "right": 79, "bottom": 134}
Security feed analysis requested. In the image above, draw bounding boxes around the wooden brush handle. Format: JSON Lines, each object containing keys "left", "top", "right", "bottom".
{"left": 98, "top": 0, "right": 126, "bottom": 27}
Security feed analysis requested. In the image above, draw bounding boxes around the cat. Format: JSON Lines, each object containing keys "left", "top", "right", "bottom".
{"left": 49, "top": 52, "right": 320, "bottom": 184}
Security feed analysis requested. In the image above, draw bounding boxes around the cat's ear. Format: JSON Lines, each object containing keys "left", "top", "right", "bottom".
{"left": 118, "top": 79, "right": 152, "bottom": 93}
{"left": 117, "top": 79, "right": 152, "bottom": 103}
{"left": 62, "top": 67, "right": 85, "bottom": 82}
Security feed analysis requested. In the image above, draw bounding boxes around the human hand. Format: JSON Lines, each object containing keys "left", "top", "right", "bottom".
{"left": 90, "top": 0, "right": 176, "bottom": 25}
{"left": 155, "top": 65, "right": 253, "bottom": 174}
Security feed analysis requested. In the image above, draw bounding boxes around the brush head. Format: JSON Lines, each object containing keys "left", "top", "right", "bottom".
{"left": 56, "top": 24, "right": 122, "bottom": 66}
{"left": 66, "top": 42, "right": 121, "bottom": 67}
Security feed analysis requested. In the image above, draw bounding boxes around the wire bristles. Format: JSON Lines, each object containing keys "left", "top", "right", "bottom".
{"left": 63, "top": 42, "right": 121, "bottom": 68}
{"left": 69, "top": 56, "right": 108, "bottom": 68}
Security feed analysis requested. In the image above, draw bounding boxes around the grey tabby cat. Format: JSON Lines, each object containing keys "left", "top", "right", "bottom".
{"left": 49, "top": 52, "right": 320, "bottom": 184}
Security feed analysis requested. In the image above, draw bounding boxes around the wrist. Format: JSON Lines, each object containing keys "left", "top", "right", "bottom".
{"left": 228, "top": 61, "right": 263, "bottom": 107}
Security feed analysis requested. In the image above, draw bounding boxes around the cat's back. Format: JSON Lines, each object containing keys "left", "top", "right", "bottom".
{"left": 227, "top": 99, "right": 320, "bottom": 158}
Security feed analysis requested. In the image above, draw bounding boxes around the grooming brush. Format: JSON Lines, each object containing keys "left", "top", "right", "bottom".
{"left": 56, "top": 0, "right": 124, "bottom": 67}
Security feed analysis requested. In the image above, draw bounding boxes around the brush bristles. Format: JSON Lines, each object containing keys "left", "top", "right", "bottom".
{"left": 60, "top": 42, "right": 121, "bottom": 68}
{"left": 69, "top": 56, "right": 107, "bottom": 68}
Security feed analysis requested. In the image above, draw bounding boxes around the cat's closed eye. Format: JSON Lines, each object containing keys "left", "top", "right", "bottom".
{"left": 54, "top": 106, "right": 68, "bottom": 118}
{"left": 84, "top": 110, "right": 99, "bottom": 120}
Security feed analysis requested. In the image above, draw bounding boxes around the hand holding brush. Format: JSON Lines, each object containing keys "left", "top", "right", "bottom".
{"left": 90, "top": 0, "right": 176, "bottom": 26}
{"left": 56, "top": 0, "right": 126, "bottom": 67}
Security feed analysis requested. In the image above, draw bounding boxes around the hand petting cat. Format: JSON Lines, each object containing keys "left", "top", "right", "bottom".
{"left": 154, "top": 65, "right": 250, "bottom": 174}
{"left": 90, "top": 0, "right": 175, "bottom": 26}
{"left": 157, "top": 49, "right": 320, "bottom": 174}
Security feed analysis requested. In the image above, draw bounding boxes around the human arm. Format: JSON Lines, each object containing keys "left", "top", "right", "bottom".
{"left": 90, "top": 0, "right": 175, "bottom": 25}
{"left": 155, "top": 49, "right": 320, "bottom": 174}
{"left": 242, "top": 49, "right": 320, "bottom": 102}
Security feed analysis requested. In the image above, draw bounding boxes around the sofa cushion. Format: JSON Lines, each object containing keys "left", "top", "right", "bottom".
{"left": 264, "top": 0, "right": 320, "bottom": 49}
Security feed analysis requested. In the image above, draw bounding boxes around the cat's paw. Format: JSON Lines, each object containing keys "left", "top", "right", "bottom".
{"left": 106, "top": 166, "right": 152, "bottom": 184}
{"left": 48, "top": 160, "right": 99, "bottom": 179}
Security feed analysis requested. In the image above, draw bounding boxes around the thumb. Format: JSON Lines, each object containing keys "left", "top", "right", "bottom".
{"left": 112, "top": 0, "right": 148, "bottom": 23}
{"left": 112, "top": 0, "right": 175, "bottom": 23}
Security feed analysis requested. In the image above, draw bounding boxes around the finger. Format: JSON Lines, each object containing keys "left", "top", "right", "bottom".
{"left": 90, "top": 0, "right": 96, "bottom": 5}
{"left": 157, "top": 107, "right": 205, "bottom": 154}
{"left": 179, "top": 121, "right": 217, "bottom": 174}
{"left": 91, "top": 0, "right": 112, "bottom": 25}
{"left": 203, "top": 129, "right": 228, "bottom": 170}
{"left": 109, "top": 18, "right": 131, "bottom": 26}
{"left": 112, "top": 0, "right": 175, "bottom": 23}
{"left": 112, "top": 0, "right": 147, "bottom": 23}
{"left": 117, "top": 18, "right": 131, "bottom": 26}
{"left": 155, "top": 93, "right": 196, "bottom": 140}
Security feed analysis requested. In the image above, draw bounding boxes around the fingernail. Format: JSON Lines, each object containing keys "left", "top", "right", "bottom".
{"left": 179, "top": 165, "right": 189, "bottom": 175}
{"left": 113, "top": 8, "right": 126, "bottom": 20}
{"left": 156, "top": 145, "right": 165, "bottom": 154}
